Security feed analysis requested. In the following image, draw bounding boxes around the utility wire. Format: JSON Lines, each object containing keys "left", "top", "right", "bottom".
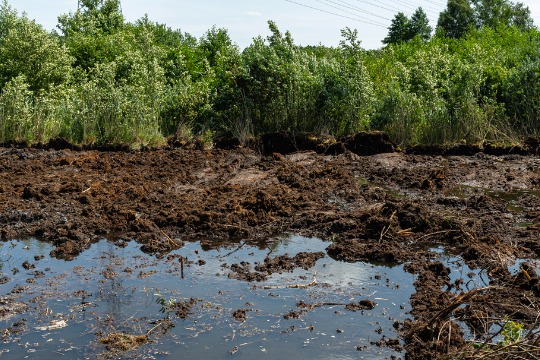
{"left": 390, "top": 0, "right": 440, "bottom": 13}
{"left": 312, "top": 0, "right": 389, "bottom": 24}
{"left": 387, "top": 0, "right": 418, "bottom": 11}
{"left": 420, "top": 0, "right": 446, "bottom": 6}
{"left": 319, "top": 0, "right": 392, "bottom": 20}
{"left": 350, "top": 0, "right": 404, "bottom": 13}
{"left": 284, "top": 0, "right": 387, "bottom": 27}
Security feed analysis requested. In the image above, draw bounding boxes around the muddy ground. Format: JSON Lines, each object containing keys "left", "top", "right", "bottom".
{"left": 1, "top": 136, "right": 539, "bottom": 358}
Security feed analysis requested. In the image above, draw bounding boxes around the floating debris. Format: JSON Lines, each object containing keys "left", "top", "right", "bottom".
{"left": 35, "top": 319, "right": 68, "bottom": 331}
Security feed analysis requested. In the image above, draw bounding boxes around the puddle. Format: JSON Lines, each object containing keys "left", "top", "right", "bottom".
{"left": 444, "top": 185, "right": 540, "bottom": 213}
{"left": 430, "top": 246, "right": 490, "bottom": 292}
{"left": 0, "top": 236, "right": 414, "bottom": 359}
{"left": 485, "top": 188, "right": 540, "bottom": 212}
{"left": 358, "top": 177, "right": 406, "bottom": 199}
{"left": 508, "top": 258, "right": 540, "bottom": 277}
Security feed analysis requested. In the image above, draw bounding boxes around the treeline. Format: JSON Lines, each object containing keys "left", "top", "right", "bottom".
{"left": 0, "top": 0, "right": 539, "bottom": 148}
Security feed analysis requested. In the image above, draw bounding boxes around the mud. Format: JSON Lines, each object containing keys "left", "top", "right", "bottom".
{"left": 1, "top": 137, "right": 540, "bottom": 358}
{"left": 229, "top": 251, "right": 325, "bottom": 281}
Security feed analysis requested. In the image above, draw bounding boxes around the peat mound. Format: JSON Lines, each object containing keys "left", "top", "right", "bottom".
{"left": 260, "top": 132, "right": 340, "bottom": 155}
{"left": 260, "top": 131, "right": 396, "bottom": 156}
{"left": 341, "top": 131, "right": 396, "bottom": 156}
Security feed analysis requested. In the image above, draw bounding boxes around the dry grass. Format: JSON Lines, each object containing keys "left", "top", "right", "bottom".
{"left": 99, "top": 333, "right": 150, "bottom": 352}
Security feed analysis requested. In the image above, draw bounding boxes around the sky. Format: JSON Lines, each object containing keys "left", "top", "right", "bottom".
{"left": 11, "top": 0, "right": 540, "bottom": 50}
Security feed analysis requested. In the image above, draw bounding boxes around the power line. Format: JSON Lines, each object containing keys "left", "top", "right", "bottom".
{"left": 387, "top": 0, "right": 417, "bottom": 11}
{"left": 420, "top": 0, "right": 446, "bottom": 6}
{"left": 350, "top": 0, "right": 404, "bottom": 14}
{"left": 319, "top": 0, "right": 392, "bottom": 21}
{"left": 284, "top": 0, "right": 387, "bottom": 27}
{"left": 389, "top": 0, "right": 440, "bottom": 13}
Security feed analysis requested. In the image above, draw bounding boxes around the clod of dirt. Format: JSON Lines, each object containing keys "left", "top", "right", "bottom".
{"left": 139, "top": 236, "right": 183, "bottom": 254}
{"left": 22, "top": 186, "right": 41, "bottom": 200}
{"left": 254, "top": 252, "right": 325, "bottom": 273}
{"left": 345, "top": 299, "right": 377, "bottom": 311}
{"left": 421, "top": 169, "right": 445, "bottom": 189}
{"left": 371, "top": 337, "right": 403, "bottom": 352}
{"left": 284, "top": 309, "right": 308, "bottom": 320}
{"left": 50, "top": 240, "right": 83, "bottom": 261}
{"left": 22, "top": 261, "right": 35, "bottom": 270}
{"left": 213, "top": 136, "right": 241, "bottom": 150}
{"left": 229, "top": 262, "right": 266, "bottom": 282}
{"left": 10, "top": 285, "right": 29, "bottom": 294}
{"left": 229, "top": 252, "right": 325, "bottom": 282}
{"left": 232, "top": 308, "right": 252, "bottom": 322}
{"left": 42, "top": 138, "right": 82, "bottom": 151}
{"left": 171, "top": 298, "right": 198, "bottom": 319}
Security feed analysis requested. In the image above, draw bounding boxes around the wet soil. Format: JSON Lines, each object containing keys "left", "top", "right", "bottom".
{"left": 1, "top": 138, "right": 539, "bottom": 358}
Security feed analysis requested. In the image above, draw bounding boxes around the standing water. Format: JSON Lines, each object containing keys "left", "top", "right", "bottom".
{"left": 0, "top": 236, "right": 415, "bottom": 359}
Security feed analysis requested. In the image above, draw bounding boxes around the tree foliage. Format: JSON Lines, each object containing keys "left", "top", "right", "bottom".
{"left": 383, "top": 12, "right": 410, "bottom": 45}
{"left": 383, "top": 8, "right": 432, "bottom": 45}
{"left": 473, "top": 0, "right": 533, "bottom": 30}
{"left": 437, "top": 0, "right": 476, "bottom": 38}
{"left": 0, "top": 0, "right": 539, "bottom": 147}
{"left": 0, "top": 4, "right": 72, "bottom": 92}
{"left": 437, "top": 0, "right": 534, "bottom": 39}
{"left": 409, "top": 8, "right": 433, "bottom": 42}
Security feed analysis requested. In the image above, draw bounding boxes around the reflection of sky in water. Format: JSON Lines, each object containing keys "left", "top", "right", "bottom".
{"left": 0, "top": 237, "right": 414, "bottom": 359}
{"left": 508, "top": 258, "right": 540, "bottom": 276}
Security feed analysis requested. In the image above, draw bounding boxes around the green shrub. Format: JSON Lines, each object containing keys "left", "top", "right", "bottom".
{"left": 503, "top": 59, "right": 540, "bottom": 135}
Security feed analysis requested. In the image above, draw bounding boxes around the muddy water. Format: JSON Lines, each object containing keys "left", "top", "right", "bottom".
{"left": 0, "top": 237, "right": 414, "bottom": 359}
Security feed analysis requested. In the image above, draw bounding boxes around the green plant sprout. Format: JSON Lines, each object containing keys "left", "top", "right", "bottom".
{"left": 154, "top": 292, "right": 177, "bottom": 316}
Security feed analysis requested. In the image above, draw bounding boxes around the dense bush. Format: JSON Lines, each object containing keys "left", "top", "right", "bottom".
{"left": 0, "top": 0, "right": 539, "bottom": 147}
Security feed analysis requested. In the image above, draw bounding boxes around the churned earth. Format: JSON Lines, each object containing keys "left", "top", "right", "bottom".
{"left": 0, "top": 134, "right": 539, "bottom": 358}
